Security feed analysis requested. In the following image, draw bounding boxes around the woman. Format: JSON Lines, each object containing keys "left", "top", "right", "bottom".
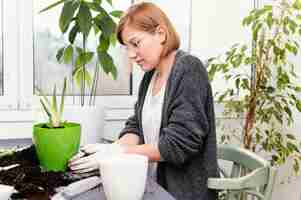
{"left": 69, "top": 2, "right": 219, "bottom": 200}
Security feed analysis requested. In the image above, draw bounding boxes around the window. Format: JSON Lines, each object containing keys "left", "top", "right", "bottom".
{"left": 33, "top": 0, "right": 131, "bottom": 96}
{"left": 191, "top": 0, "right": 254, "bottom": 99}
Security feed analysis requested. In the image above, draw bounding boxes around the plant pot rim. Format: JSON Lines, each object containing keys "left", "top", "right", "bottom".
{"left": 33, "top": 122, "right": 80, "bottom": 130}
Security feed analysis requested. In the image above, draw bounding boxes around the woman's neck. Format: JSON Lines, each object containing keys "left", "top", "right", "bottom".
{"left": 156, "top": 50, "right": 177, "bottom": 79}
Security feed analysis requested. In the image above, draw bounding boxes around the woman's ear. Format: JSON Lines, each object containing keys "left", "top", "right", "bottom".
{"left": 155, "top": 26, "right": 167, "bottom": 44}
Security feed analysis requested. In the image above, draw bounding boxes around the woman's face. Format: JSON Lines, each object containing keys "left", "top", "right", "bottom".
{"left": 121, "top": 25, "right": 165, "bottom": 72}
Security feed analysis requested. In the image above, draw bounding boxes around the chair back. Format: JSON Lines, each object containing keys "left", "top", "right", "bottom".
{"left": 208, "top": 145, "right": 277, "bottom": 200}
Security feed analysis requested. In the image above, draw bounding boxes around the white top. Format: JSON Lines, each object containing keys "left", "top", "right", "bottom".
{"left": 142, "top": 71, "right": 166, "bottom": 180}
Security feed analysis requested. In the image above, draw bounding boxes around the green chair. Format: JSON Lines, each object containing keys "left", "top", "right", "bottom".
{"left": 208, "top": 145, "right": 277, "bottom": 200}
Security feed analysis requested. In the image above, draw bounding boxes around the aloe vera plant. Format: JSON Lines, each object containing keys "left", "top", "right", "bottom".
{"left": 36, "top": 78, "right": 67, "bottom": 128}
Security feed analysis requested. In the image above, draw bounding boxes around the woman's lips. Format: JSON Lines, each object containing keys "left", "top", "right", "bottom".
{"left": 136, "top": 60, "right": 144, "bottom": 65}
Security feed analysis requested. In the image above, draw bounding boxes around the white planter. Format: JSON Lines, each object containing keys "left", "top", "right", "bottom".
{"left": 63, "top": 105, "right": 104, "bottom": 145}
{"left": 99, "top": 154, "right": 148, "bottom": 200}
{"left": 0, "top": 184, "right": 14, "bottom": 200}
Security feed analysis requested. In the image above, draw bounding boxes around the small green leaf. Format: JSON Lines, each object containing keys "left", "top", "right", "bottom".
{"left": 293, "top": 0, "right": 301, "bottom": 10}
{"left": 296, "top": 100, "right": 301, "bottom": 112}
{"left": 242, "top": 15, "right": 253, "bottom": 26}
{"left": 56, "top": 47, "right": 65, "bottom": 62}
{"left": 69, "top": 24, "right": 79, "bottom": 44}
{"left": 285, "top": 43, "right": 298, "bottom": 55}
{"left": 235, "top": 78, "right": 240, "bottom": 90}
{"left": 293, "top": 159, "right": 300, "bottom": 174}
{"left": 63, "top": 45, "right": 73, "bottom": 64}
{"left": 287, "top": 134, "right": 296, "bottom": 140}
{"left": 288, "top": 19, "right": 298, "bottom": 33}
{"left": 110, "top": 10, "right": 123, "bottom": 18}
{"left": 267, "top": 12, "right": 273, "bottom": 29}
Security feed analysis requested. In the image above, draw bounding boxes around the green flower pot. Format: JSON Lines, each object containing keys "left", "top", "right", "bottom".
{"left": 33, "top": 122, "right": 81, "bottom": 172}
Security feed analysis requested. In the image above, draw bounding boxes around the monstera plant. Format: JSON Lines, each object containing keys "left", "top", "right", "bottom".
{"left": 208, "top": 0, "right": 301, "bottom": 173}
{"left": 40, "top": 0, "right": 123, "bottom": 106}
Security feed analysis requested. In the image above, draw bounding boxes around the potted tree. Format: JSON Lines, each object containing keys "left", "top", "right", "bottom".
{"left": 34, "top": 78, "right": 81, "bottom": 172}
{"left": 39, "top": 0, "right": 124, "bottom": 144}
{"left": 208, "top": 0, "right": 301, "bottom": 199}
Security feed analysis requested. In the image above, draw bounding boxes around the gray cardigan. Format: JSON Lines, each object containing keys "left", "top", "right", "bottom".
{"left": 119, "top": 50, "right": 219, "bottom": 200}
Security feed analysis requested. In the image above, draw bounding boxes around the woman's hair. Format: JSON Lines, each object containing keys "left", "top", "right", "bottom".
{"left": 116, "top": 2, "right": 180, "bottom": 57}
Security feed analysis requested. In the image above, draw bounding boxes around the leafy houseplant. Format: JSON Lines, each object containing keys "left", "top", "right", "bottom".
{"left": 208, "top": 0, "right": 301, "bottom": 173}
{"left": 40, "top": 0, "right": 124, "bottom": 106}
{"left": 34, "top": 78, "right": 81, "bottom": 172}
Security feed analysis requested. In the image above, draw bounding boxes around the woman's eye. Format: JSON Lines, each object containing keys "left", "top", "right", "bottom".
{"left": 133, "top": 40, "right": 140, "bottom": 47}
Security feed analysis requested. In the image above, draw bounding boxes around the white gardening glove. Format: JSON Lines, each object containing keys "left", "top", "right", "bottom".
{"left": 68, "top": 143, "right": 124, "bottom": 174}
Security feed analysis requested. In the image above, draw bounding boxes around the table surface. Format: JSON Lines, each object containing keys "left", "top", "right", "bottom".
{"left": 0, "top": 139, "right": 175, "bottom": 200}
{"left": 69, "top": 178, "right": 175, "bottom": 200}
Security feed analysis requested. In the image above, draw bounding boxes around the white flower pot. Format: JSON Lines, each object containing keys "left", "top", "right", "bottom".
{"left": 0, "top": 184, "right": 14, "bottom": 200}
{"left": 63, "top": 105, "right": 104, "bottom": 145}
{"left": 99, "top": 154, "right": 148, "bottom": 200}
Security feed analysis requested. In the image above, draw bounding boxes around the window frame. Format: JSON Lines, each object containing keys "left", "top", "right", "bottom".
{"left": 0, "top": 0, "right": 19, "bottom": 109}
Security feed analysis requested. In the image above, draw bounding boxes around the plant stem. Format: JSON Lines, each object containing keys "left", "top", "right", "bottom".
{"left": 81, "top": 34, "right": 87, "bottom": 106}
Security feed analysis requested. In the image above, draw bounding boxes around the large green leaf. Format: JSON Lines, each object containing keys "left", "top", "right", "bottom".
{"left": 98, "top": 34, "right": 110, "bottom": 51}
{"left": 75, "top": 52, "right": 94, "bottom": 67}
{"left": 95, "top": 15, "right": 116, "bottom": 37}
{"left": 59, "top": 1, "right": 79, "bottom": 33}
{"left": 97, "top": 50, "right": 117, "bottom": 79}
{"left": 39, "top": 0, "right": 68, "bottom": 13}
{"left": 77, "top": 3, "right": 92, "bottom": 36}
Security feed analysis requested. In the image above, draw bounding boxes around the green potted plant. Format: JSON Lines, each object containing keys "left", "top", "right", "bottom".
{"left": 38, "top": 0, "right": 124, "bottom": 144}
{"left": 33, "top": 78, "right": 81, "bottom": 172}
{"left": 208, "top": 0, "right": 301, "bottom": 199}
{"left": 39, "top": 0, "right": 123, "bottom": 106}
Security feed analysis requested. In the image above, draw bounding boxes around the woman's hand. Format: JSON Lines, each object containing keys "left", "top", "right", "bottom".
{"left": 68, "top": 143, "right": 124, "bottom": 173}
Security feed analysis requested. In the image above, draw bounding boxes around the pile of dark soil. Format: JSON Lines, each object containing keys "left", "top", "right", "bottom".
{"left": 0, "top": 145, "right": 83, "bottom": 200}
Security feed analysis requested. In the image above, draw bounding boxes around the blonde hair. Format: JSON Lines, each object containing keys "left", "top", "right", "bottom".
{"left": 116, "top": 2, "right": 180, "bottom": 57}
